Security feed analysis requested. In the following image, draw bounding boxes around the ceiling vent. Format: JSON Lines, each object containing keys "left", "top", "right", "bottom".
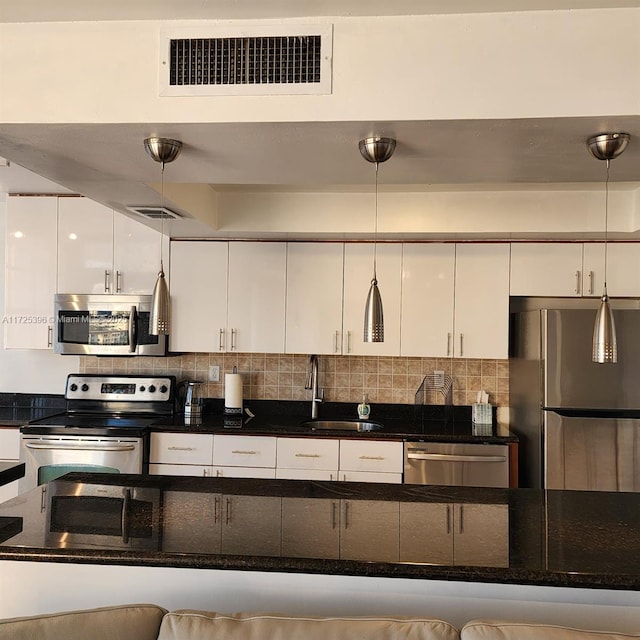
{"left": 160, "top": 25, "right": 333, "bottom": 96}
{"left": 126, "top": 205, "right": 183, "bottom": 220}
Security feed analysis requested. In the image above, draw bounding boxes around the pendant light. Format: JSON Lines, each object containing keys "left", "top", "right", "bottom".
{"left": 359, "top": 136, "right": 396, "bottom": 343}
{"left": 143, "top": 137, "right": 182, "bottom": 336}
{"left": 587, "top": 132, "right": 630, "bottom": 364}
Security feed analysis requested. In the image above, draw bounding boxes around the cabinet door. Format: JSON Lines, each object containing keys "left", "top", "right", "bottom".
{"left": 113, "top": 213, "right": 168, "bottom": 295}
{"left": 401, "top": 244, "right": 455, "bottom": 357}
{"left": 57, "top": 197, "right": 113, "bottom": 294}
{"left": 162, "top": 491, "right": 222, "bottom": 553}
{"left": 453, "top": 503, "right": 509, "bottom": 568}
{"left": 221, "top": 495, "right": 281, "bottom": 556}
{"left": 285, "top": 243, "right": 344, "bottom": 355}
{"left": 583, "top": 243, "right": 640, "bottom": 298}
{"left": 213, "top": 435, "right": 277, "bottom": 468}
{"left": 227, "top": 242, "right": 286, "bottom": 353}
{"left": 342, "top": 243, "right": 402, "bottom": 356}
{"left": 453, "top": 243, "right": 510, "bottom": 359}
{"left": 399, "top": 502, "right": 453, "bottom": 564}
{"left": 510, "top": 243, "right": 584, "bottom": 296}
{"left": 281, "top": 497, "right": 340, "bottom": 559}
{"left": 169, "top": 241, "right": 228, "bottom": 352}
{"left": 340, "top": 499, "right": 399, "bottom": 562}
{"left": 4, "top": 196, "right": 58, "bottom": 349}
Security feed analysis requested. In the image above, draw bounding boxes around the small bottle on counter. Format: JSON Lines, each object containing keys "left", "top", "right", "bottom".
{"left": 357, "top": 394, "right": 371, "bottom": 420}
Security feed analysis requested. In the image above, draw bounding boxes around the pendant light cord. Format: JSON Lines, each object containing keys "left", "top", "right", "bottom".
{"left": 160, "top": 161, "right": 166, "bottom": 271}
{"left": 373, "top": 161, "right": 379, "bottom": 281}
{"left": 604, "top": 158, "right": 610, "bottom": 291}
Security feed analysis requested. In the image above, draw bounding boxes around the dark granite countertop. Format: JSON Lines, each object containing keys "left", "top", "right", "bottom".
{"left": 155, "top": 400, "right": 517, "bottom": 443}
{"left": 0, "top": 472, "right": 637, "bottom": 590}
{"left": 0, "top": 461, "right": 24, "bottom": 487}
{"left": 0, "top": 393, "right": 65, "bottom": 426}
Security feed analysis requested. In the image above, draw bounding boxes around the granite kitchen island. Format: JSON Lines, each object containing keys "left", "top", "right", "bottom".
{"left": 0, "top": 473, "right": 639, "bottom": 631}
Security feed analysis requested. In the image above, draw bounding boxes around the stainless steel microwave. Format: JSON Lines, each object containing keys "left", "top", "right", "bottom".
{"left": 54, "top": 294, "right": 167, "bottom": 356}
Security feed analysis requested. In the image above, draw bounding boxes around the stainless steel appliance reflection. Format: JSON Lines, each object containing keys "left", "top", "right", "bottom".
{"left": 19, "top": 374, "right": 175, "bottom": 492}
{"left": 511, "top": 306, "right": 640, "bottom": 491}
{"left": 46, "top": 480, "right": 160, "bottom": 550}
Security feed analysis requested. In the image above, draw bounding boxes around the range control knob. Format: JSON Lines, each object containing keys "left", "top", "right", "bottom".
{"left": 139, "top": 386, "right": 146, "bottom": 392}
{"left": 159, "top": 385, "right": 168, "bottom": 394}
{"left": 69, "top": 383, "right": 78, "bottom": 392}
{"left": 148, "top": 385, "right": 156, "bottom": 393}
{"left": 81, "top": 384, "right": 89, "bottom": 392}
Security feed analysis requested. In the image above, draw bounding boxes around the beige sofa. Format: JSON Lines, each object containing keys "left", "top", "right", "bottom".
{"left": 0, "top": 604, "right": 638, "bottom": 640}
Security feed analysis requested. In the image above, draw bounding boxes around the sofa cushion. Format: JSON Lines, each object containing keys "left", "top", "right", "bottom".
{"left": 158, "top": 610, "right": 459, "bottom": 640}
{"left": 461, "top": 619, "right": 640, "bottom": 640}
{"left": 0, "top": 603, "right": 166, "bottom": 640}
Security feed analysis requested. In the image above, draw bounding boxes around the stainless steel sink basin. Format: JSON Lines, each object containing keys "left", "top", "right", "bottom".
{"left": 300, "top": 420, "right": 384, "bottom": 432}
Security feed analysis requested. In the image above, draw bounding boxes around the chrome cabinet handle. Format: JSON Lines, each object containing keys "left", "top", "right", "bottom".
{"left": 446, "top": 505, "right": 451, "bottom": 534}
{"left": 331, "top": 501, "right": 337, "bottom": 529}
{"left": 459, "top": 333, "right": 464, "bottom": 357}
{"left": 104, "top": 269, "right": 110, "bottom": 293}
{"left": 459, "top": 505, "right": 464, "bottom": 534}
{"left": 359, "top": 455, "right": 385, "bottom": 460}
{"left": 588, "top": 270, "right": 594, "bottom": 295}
{"left": 116, "top": 270, "right": 122, "bottom": 293}
{"left": 214, "top": 496, "right": 221, "bottom": 523}
{"left": 219, "top": 328, "right": 225, "bottom": 351}
{"left": 231, "top": 328, "right": 237, "bottom": 351}
{"left": 344, "top": 501, "right": 350, "bottom": 529}
{"left": 231, "top": 450, "right": 257, "bottom": 455}
{"left": 575, "top": 270, "right": 581, "bottom": 294}
{"left": 167, "top": 446, "right": 195, "bottom": 451}
{"left": 121, "top": 488, "right": 131, "bottom": 544}
{"left": 295, "top": 453, "right": 321, "bottom": 458}
{"left": 347, "top": 330, "right": 352, "bottom": 353}
{"left": 447, "top": 332, "right": 452, "bottom": 357}
{"left": 334, "top": 330, "right": 340, "bottom": 353}
{"left": 47, "top": 326, "right": 53, "bottom": 348}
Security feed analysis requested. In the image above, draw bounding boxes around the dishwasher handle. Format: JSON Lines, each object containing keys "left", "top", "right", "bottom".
{"left": 406, "top": 451, "right": 507, "bottom": 463}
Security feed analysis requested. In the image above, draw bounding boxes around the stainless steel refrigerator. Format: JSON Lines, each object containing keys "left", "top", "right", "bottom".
{"left": 510, "top": 307, "right": 640, "bottom": 491}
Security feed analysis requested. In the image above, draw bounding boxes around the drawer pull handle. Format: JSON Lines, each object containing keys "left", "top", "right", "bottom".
{"left": 359, "top": 455, "right": 385, "bottom": 460}
{"left": 295, "top": 453, "right": 321, "bottom": 458}
{"left": 231, "top": 450, "right": 257, "bottom": 455}
{"left": 168, "top": 446, "right": 196, "bottom": 451}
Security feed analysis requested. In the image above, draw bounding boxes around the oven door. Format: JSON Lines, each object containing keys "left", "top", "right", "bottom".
{"left": 19, "top": 435, "right": 144, "bottom": 493}
{"left": 46, "top": 482, "right": 160, "bottom": 550}
{"left": 54, "top": 293, "right": 166, "bottom": 356}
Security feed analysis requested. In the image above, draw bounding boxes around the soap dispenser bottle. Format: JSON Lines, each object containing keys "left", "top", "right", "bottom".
{"left": 357, "top": 394, "right": 371, "bottom": 420}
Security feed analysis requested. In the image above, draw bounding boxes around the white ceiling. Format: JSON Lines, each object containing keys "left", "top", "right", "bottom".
{"left": 0, "top": 1, "right": 638, "bottom": 238}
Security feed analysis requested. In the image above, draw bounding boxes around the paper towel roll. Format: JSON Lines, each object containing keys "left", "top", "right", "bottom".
{"left": 225, "top": 373, "right": 243, "bottom": 413}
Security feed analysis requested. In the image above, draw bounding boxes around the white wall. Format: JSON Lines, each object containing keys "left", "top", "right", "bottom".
{"left": 0, "top": 196, "right": 79, "bottom": 394}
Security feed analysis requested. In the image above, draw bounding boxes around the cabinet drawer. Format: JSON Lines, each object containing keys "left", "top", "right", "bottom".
{"left": 0, "top": 428, "right": 20, "bottom": 460}
{"left": 339, "top": 440, "right": 403, "bottom": 473}
{"left": 277, "top": 437, "right": 339, "bottom": 471}
{"left": 213, "top": 435, "right": 277, "bottom": 468}
{"left": 149, "top": 432, "right": 213, "bottom": 465}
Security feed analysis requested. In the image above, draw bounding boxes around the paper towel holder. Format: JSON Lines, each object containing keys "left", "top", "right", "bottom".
{"left": 224, "top": 366, "right": 243, "bottom": 416}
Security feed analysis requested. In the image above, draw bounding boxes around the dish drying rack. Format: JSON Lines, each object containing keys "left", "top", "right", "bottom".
{"left": 414, "top": 372, "right": 454, "bottom": 423}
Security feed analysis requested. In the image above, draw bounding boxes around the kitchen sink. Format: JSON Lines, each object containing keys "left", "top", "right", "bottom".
{"left": 300, "top": 419, "right": 384, "bottom": 432}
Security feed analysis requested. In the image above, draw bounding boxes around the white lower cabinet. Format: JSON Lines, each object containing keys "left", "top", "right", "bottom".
{"left": 338, "top": 439, "right": 403, "bottom": 483}
{"left": 399, "top": 502, "right": 509, "bottom": 567}
{"left": 149, "top": 432, "right": 214, "bottom": 477}
{"left": 276, "top": 437, "right": 339, "bottom": 480}
{"left": 212, "top": 435, "right": 277, "bottom": 478}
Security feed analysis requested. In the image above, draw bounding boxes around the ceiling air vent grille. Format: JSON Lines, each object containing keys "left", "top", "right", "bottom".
{"left": 126, "top": 206, "right": 183, "bottom": 220}
{"left": 160, "top": 25, "right": 332, "bottom": 96}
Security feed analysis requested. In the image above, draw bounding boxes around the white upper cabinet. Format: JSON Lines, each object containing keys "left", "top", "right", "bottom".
{"left": 169, "top": 241, "right": 228, "bottom": 353}
{"left": 227, "top": 242, "right": 287, "bottom": 353}
{"left": 342, "top": 243, "right": 402, "bottom": 356}
{"left": 401, "top": 244, "right": 456, "bottom": 357}
{"left": 4, "top": 196, "right": 58, "bottom": 349}
{"left": 57, "top": 197, "right": 166, "bottom": 295}
{"left": 285, "top": 243, "right": 345, "bottom": 355}
{"left": 582, "top": 243, "right": 640, "bottom": 297}
{"left": 510, "top": 243, "right": 584, "bottom": 297}
{"left": 453, "top": 243, "right": 510, "bottom": 359}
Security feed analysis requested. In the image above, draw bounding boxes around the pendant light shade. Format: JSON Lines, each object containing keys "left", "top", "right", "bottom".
{"left": 144, "top": 136, "right": 182, "bottom": 336}
{"left": 359, "top": 136, "right": 396, "bottom": 343}
{"left": 586, "top": 132, "right": 630, "bottom": 364}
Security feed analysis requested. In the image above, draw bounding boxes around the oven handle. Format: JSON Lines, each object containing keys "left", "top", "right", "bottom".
{"left": 24, "top": 442, "right": 137, "bottom": 452}
{"left": 406, "top": 452, "right": 507, "bottom": 463}
{"left": 129, "top": 305, "right": 138, "bottom": 353}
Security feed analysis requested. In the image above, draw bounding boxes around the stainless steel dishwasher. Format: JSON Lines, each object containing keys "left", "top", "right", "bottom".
{"left": 404, "top": 442, "right": 509, "bottom": 487}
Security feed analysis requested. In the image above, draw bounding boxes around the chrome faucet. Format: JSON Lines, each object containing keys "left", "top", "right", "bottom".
{"left": 305, "top": 354, "right": 324, "bottom": 419}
